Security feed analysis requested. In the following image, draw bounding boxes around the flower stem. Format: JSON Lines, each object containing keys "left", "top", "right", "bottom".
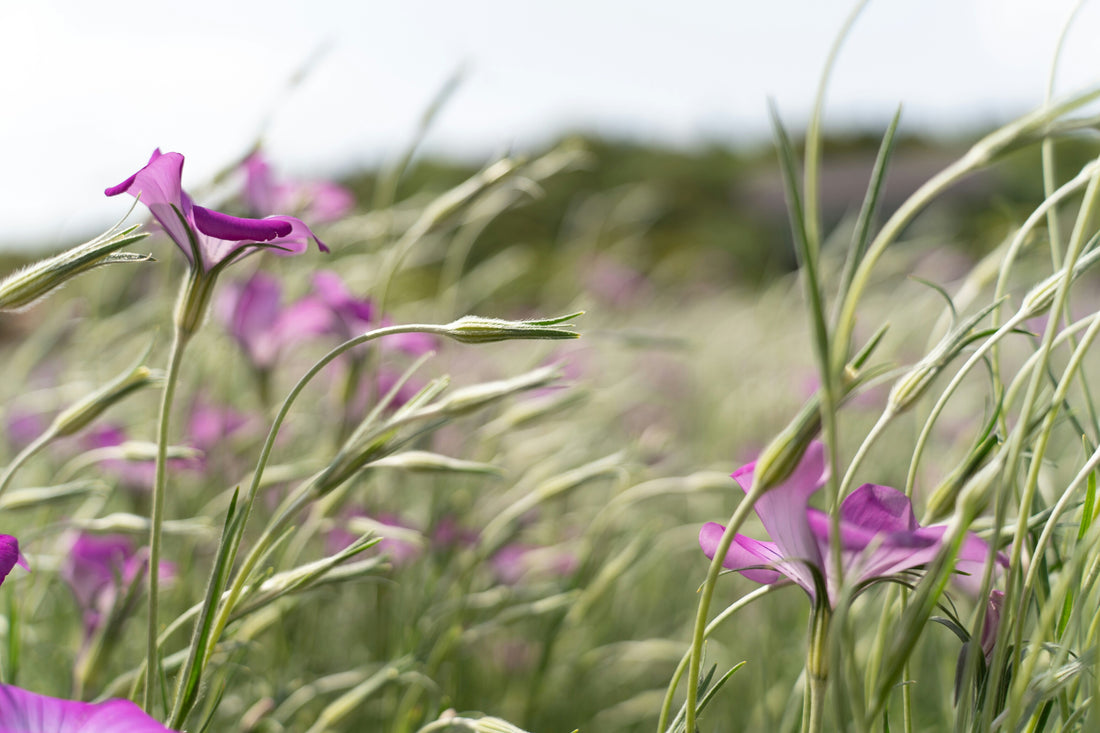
{"left": 143, "top": 327, "right": 189, "bottom": 712}
{"left": 803, "top": 605, "right": 830, "bottom": 733}
{"left": 682, "top": 485, "right": 764, "bottom": 733}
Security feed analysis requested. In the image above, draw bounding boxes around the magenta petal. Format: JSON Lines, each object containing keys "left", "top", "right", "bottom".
{"left": 0, "top": 684, "right": 177, "bottom": 731}
{"left": 268, "top": 216, "right": 330, "bottom": 254}
{"left": 105, "top": 151, "right": 194, "bottom": 261}
{"left": 193, "top": 206, "right": 292, "bottom": 243}
{"left": 838, "top": 483, "right": 918, "bottom": 533}
{"left": 750, "top": 440, "right": 828, "bottom": 585}
{"left": 0, "top": 535, "right": 24, "bottom": 587}
{"left": 698, "top": 523, "right": 788, "bottom": 585}
{"left": 952, "top": 532, "right": 1007, "bottom": 596}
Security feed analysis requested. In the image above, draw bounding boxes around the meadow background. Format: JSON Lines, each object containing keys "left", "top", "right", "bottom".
{"left": 3, "top": 3, "right": 1100, "bottom": 732}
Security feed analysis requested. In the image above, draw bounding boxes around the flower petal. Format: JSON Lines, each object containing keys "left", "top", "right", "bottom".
{"left": 0, "top": 684, "right": 177, "bottom": 731}
{"left": 193, "top": 206, "right": 292, "bottom": 243}
{"left": 699, "top": 522, "right": 788, "bottom": 585}
{"left": 746, "top": 440, "right": 828, "bottom": 589}
{"left": 838, "top": 483, "right": 918, "bottom": 533}
{"left": 105, "top": 150, "right": 195, "bottom": 263}
{"left": 0, "top": 535, "right": 24, "bottom": 587}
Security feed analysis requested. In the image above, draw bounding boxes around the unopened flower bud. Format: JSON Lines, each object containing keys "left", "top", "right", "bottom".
{"left": 0, "top": 228, "right": 150, "bottom": 312}
{"left": 443, "top": 312, "right": 582, "bottom": 344}
{"left": 52, "top": 364, "right": 163, "bottom": 438}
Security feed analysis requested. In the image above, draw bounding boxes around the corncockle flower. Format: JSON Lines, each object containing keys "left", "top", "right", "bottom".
{"left": 107, "top": 150, "right": 327, "bottom": 272}
{"left": 61, "top": 533, "right": 174, "bottom": 637}
{"left": 0, "top": 534, "right": 26, "bottom": 588}
{"left": 243, "top": 151, "right": 355, "bottom": 223}
{"left": 699, "top": 441, "right": 1002, "bottom": 605}
{"left": 106, "top": 149, "right": 328, "bottom": 335}
{"left": 216, "top": 272, "right": 331, "bottom": 370}
{"left": 0, "top": 684, "right": 176, "bottom": 732}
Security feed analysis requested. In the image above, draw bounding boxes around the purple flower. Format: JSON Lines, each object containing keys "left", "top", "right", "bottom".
{"left": 490, "top": 543, "right": 578, "bottom": 586}
{"left": 327, "top": 510, "right": 422, "bottom": 567}
{"left": 310, "top": 270, "right": 374, "bottom": 338}
{"left": 243, "top": 152, "right": 355, "bottom": 224}
{"left": 699, "top": 441, "right": 1002, "bottom": 605}
{"left": 186, "top": 397, "right": 252, "bottom": 455}
{"left": 106, "top": 149, "right": 328, "bottom": 272}
{"left": 0, "top": 535, "right": 26, "bottom": 588}
{"left": 310, "top": 271, "right": 435, "bottom": 355}
{"left": 980, "top": 589, "right": 1005, "bottom": 660}
{"left": 5, "top": 409, "right": 48, "bottom": 450}
{"left": 215, "top": 272, "right": 331, "bottom": 370}
{"left": 81, "top": 425, "right": 199, "bottom": 492}
{"left": 60, "top": 533, "right": 174, "bottom": 637}
{"left": 0, "top": 684, "right": 177, "bottom": 732}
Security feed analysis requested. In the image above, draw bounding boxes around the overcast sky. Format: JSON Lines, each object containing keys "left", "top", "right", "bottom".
{"left": 2, "top": 0, "right": 1099, "bottom": 247}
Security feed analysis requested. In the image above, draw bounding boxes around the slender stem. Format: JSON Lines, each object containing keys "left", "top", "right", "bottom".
{"left": 143, "top": 327, "right": 189, "bottom": 711}
{"left": 0, "top": 430, "right": 54, "bottom": 501}
{"left": 804, "top": 605, "right": 830, "bottom": 733}
{"left": 656, "top": 585, "right": 777, "bottom": 732}
{"left": 682, "top": 486, "right": 764, "bottom": 732}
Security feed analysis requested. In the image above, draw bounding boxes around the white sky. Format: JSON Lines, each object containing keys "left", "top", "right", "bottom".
{"left": 1, "top": 0, "right": 1099, "bottom": 247}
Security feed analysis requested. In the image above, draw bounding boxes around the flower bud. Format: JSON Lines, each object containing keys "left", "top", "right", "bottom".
{"left": 0, "top": 228, "right": 150, "bottom": 312}
{"left": 52, "top": 364, "right": 164, "bottom": 438}
{"left": 443, "top": 312, "right": 582, "bottom": 344}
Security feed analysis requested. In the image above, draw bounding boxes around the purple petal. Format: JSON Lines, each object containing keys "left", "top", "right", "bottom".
{"left": 313, "top": 271, "right": 374, "bottom": 323}
{"left": 216, "top": 273, "right": 284, "bottom": 367}
{"left": 0, "top": 684, "right": 177, "bottom": 731}
{"left": 838, "top": 483, "right": 918, "bottom": 533}
{"left": 745, "top": 441, "right": 828, "bottom": 590}
{"left": 193, "top": 206, "right": 292, "bottom": 243}
{"left": 105, "top": 150, "right": 195, "bottom": 262}
{"left": 952, "top": 532, "right": 1008, "bottom": 596}
{"left": 0, "top": 535, "right": 24, "bottom": 587}
{"left": 61, "top": 534, "right": 132, "bottom": 610}
{"left": 268, "top": 216, "right": 330, "bottom": 254}
{"left": 699, "top": 522, "right": 788, "bottom": 586}
{"left": 242, "top": 152, "right": 276, "bottom": 216}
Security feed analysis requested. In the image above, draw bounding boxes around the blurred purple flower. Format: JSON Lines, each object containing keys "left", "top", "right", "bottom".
{"left": 431, "top": 516, "right": 479, "bottom": 550}
{"left": 106, "top": 149, "right": 328, "bottom": 272}
{"left": 0, "top": 535, "right": 26, "bottom": 588}
{"left": 216, "top": 272, "right": 331, "bottom": 370}
{"left": 186, "top": 397, "right": 252, "bottom": 455}
{"left": 583, "top": 255, "right": 649, "bottom": 308}
{"left": 243, "top": 152, "right": 355, "bottom": 224}
{"left": 490, "top": 543, "right": 578, "bottom": 586}
{"left": 310, "top": 271, "right": 435, "bottom": 355}
{"left": 6, "top": 409, "right": 48, "bottom": 450}
{"left": 0, "top": 684, "right": 176, "bottom": 732}
{"left": 61, "top": 533, "right": 174, "bottom": 637}
{"left": 327, "top": 510, "right": 422, "bottom": 566}
{"left": 82, "top": 425, "right": 199, "bottom": 491}
{"left": 699, "top": 441, "right": 1004, "bottom": 606}
{"left": 311, "top": 271, "right": 374, "bottom": 336}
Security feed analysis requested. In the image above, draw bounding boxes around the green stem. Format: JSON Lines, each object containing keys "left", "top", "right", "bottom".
{"left": 0, "top": 430, "right": 54, "bottom": 502}
{"left": 144, "top": 327, "right": 189, "bottom": 711}
{"left": 656, "top": 585, "right": 777, "bottom": 732}
{"left": 804, "top": 605, "right": 830, "bottom": 733}
{"left": 682, "top": 486, "right": 765, "bottom": 733}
